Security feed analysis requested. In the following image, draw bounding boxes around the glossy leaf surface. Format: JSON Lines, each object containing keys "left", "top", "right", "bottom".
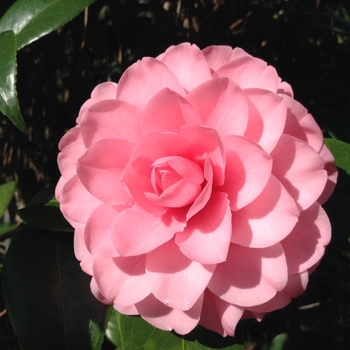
{"left": 0, "top": 0, "right": 96, "bottom": 49}
{"left": 0, "top": 31, "right": 27, "bottom": 134}
{"left": 106, "top": 309, "right": 245, "bottom": 350}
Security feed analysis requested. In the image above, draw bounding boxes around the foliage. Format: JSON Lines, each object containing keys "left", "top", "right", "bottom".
{"left": 0, "top": 0, "right": 350, "bottom": 349}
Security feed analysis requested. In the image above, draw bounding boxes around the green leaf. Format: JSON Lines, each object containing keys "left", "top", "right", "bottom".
{"left": 268, "top": 333, "right": 289, "bottom": 350}
{"left": 0, "top": 31, "right": 27, "bottom": 134}
{"left": 0, "top": 0, "right": 97, "bottom": 50}
{"left": 324, "top": 138, "right": 350, "bottom": 175}
{"left": 17, "top": 186, "right": 73, "bottom": 232}
{"left": 0, "top": 181, "right": 16, "bottom": 218}
{"left": 2, "top": 225, "right": 108, "bottom": 350}
{"left": 106, "top": 309, "right": 245, "bottom": 350}
{"left": 0, "top": 223, "right": 15, "bottom": 236}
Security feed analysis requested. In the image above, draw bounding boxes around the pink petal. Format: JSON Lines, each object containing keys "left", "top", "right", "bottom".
{"left": 180, "top": 124, "right": 225, "bottom": 185}
{"left": 220, "top": 135, "right": 272, "bottom": 211}
{"left": 90, "top": 277, "right": 110, "bottom": 304}
{"left": 57, "top": 127, "right": 85, "bottom": 181}
{"left": 186, "top": 156, "right": 213, "bottom": 220}
{"left": 216, "top": 56, "right": 281, "bottom": 92}
{"left": 231, "top": 175, "right": 299, "bottom": 248}
{"left": 73, "top": 223, "right": 93, "bottom": 275}
{"left": 158, "top": 43, "right": 212, "bottom": 92}
{"left": 186, "top": 78, "right": 249, "bottom": 138}
{"left": 122, "top": 156, "right": 166, "bottom": 215}
{"left": 278, "top": 81, "right": 293, "bottom": 97}
{"left": 243, "top": 88, "right": 287, "bottom": 153}
{"left": 76, "top": 139, "right": 134, "bottom": 206}
{"left": 281, "top": 202, "right": 331, "bottom": 274}
{"left": 317, "top": 144, "right": 338, "bottom": 204}
{"left": 282, "top": 94, "right": 324, "bottom": 152}
{"left": 111, "top": 205, "right": 187, "bottom": 256}
{"left": 199, "top": 289, "right": 244, "bottom": 337}
{"left": 208, "top": 243, "right": 288, "bottom": 307}
{"left": 129, "top": 132, "right": 195, "bottom": 162}
{"left": 80, "top": 99, "right": 142, "bottom": 147}
{"left": 84, "top": 203, "right": 124, "bottom": 258}
{"left": 271, "top": 134, "right": 327, "bottom": 210}
{"left": 246, "top": 271, "right": 309, "bottom": 313}
{"left": 146, "top": 239, "right": 215, "bottom": 310}
{"left": 59, "top": 175, "right": 100, "bottom": 224}
{"left": 92, "top": 255, "right": 151, "bottom": 307}
{"left": 77, "top": 82, "right": 118, "bottom": 124}
{"left": 136, "top": 293, "right": 203, "bottom": 334}
{"left": 116, "top": 57, "right": 185, "bottom": 109}
{"left": 142, "top": 88, "right": 202, "bottom": 135}
{"left": 202, "top": 46, "right": 251, "bottom": 72}
{"left": 176, "top": 191, "right": 232, "bottom": 264}
{"left": 145, "top": 178, "right": 201, "bottom": 207}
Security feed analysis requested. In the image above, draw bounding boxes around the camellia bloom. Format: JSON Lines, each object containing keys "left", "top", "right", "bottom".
{"left": 56, "top": 43, "right": 337, "bottom": 336}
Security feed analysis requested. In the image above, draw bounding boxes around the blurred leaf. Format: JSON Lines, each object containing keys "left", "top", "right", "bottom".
{"left": 0, "top": 31, "right": 27, "bottom": 134}
{"left": 0, "top": 223, "right": 15, "bottom": 236}
{"left": 269, "top": 333, "right": 289, "bottom": 350}
{"left": 2, "top": 225, "right": 108, "bottom": 350}
{"left": 0, "top": 0, "right": 96, "bottom": 50}
{"left": 17, "top": 186, "right": 73, "bottom": 232}
{"left": 324, "top": 138, "right": 350, "bottom": 175}
{"left": 106, "top": 309, "right": 244, "bottom": 350}
{"left": 0, "top": 181, "right": 16, "bottom": 218}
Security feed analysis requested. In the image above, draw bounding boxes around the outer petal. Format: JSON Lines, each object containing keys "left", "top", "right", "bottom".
{"left": 84, "top": 203, "right": 124, "bottom": 258}
{"left": 111, "top": 205, "right": 187, "bottom": 257}
{"left": 202, "top": 46, "right": 251, "bottom": 72}
{"left": 176, "top": 192, "right": 232, "bottom": 264}
{"left": 77, "top": 139, "right": 134, "bottom": 206}
{"left": 220, "top": 135, "right": 272, "bottom": 211}
{"left": 158, "top": 43, "right": 212, "bottom": 92}
{"left": 271, "top": 134, "right": 327, "bottom": 210}
{"left": 282, "top": 94, "right": 323, "bottom": 152}
{"left": 146, "top": 239, "right": 215, "bottom": 311}
{"left": 142, "top": 88, "right": 202, "bottom": 135}
{"left": 317, "top": 144, "right": 338, "bottom": 204}
{"left": 136, "top": 293, "right": 203, "bottom": 334}
{"left": 57, "top": 127, "right": 85, "bottom": 181}
{"left": 216, "top": 57, "right": 281, "bottom": 93}
{"left": 80, "top": 99, "right": 142, "bottom": 147}
{"left": 281, "top": 202, "right": 331, "bottom": 274}
{"left": 77, "top": 82, "right": 118, "bottom": 124}
{"left": 92, "top": 255, "right": 151, "bottom": 307}
{"left": 243, "top": 88, "right": 287, "bottom": 153}
{"left": 231, "top": 175, "right": 299, "bottom": 248}
{"left": 186, "top": 78, "right": 249, "bottom": 138}
{"left": 74, "top": 223, "right": 93, "bottom": 275}
{"left": 199, "top": 289, "right": 244, "bottom": 337}
{"left": 208, "top": 243, "right": 288, "bottom": 307}
{"left": 246, "top": 271, "right": 309, "bottom": 313}
{"left": 59, "top": 175, "right": 100, "bottom": 224}
{"left": 116, "top": 58, "right": 185, "bottom": 108}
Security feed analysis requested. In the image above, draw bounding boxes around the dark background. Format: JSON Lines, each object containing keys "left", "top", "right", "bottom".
{"left": 0, "top": 1, "right": 349, "bottom": 349}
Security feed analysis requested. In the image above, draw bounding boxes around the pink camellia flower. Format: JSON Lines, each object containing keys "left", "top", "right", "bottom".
{"left": 56, "top": 43, "right": 337, "bottom": 336}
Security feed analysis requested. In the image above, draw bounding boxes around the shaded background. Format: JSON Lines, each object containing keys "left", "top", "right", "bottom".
{"left": 0, "top": 0, "right": 350, "bottom": 349}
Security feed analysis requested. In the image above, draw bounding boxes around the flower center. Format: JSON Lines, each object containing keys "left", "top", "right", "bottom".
{"left": 145, "top": 156, "right": 204, "bottom": 208}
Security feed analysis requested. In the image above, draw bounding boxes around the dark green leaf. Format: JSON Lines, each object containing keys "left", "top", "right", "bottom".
{"left": 0, "top": 181, "right": 16, "bottom": 218}
{"left": 268, "top": 333, "right": 289, "bottom": 350}
{"left": 324, "top": 138, "right": 350, "bottom": 175}
{"left": 0, "top": 31, "right": 27, "bottom": 134}
{"left": 2, "top": 225, "right": 108, "bottom": 350}
{"left": 0, "top": 0, "right": 97, "bottom": 50}
{"left": 17, "top": 186, "right": 73, "bottom": 232}
{"left": 106, "top": 309, "right": 245, "bottom": 350}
